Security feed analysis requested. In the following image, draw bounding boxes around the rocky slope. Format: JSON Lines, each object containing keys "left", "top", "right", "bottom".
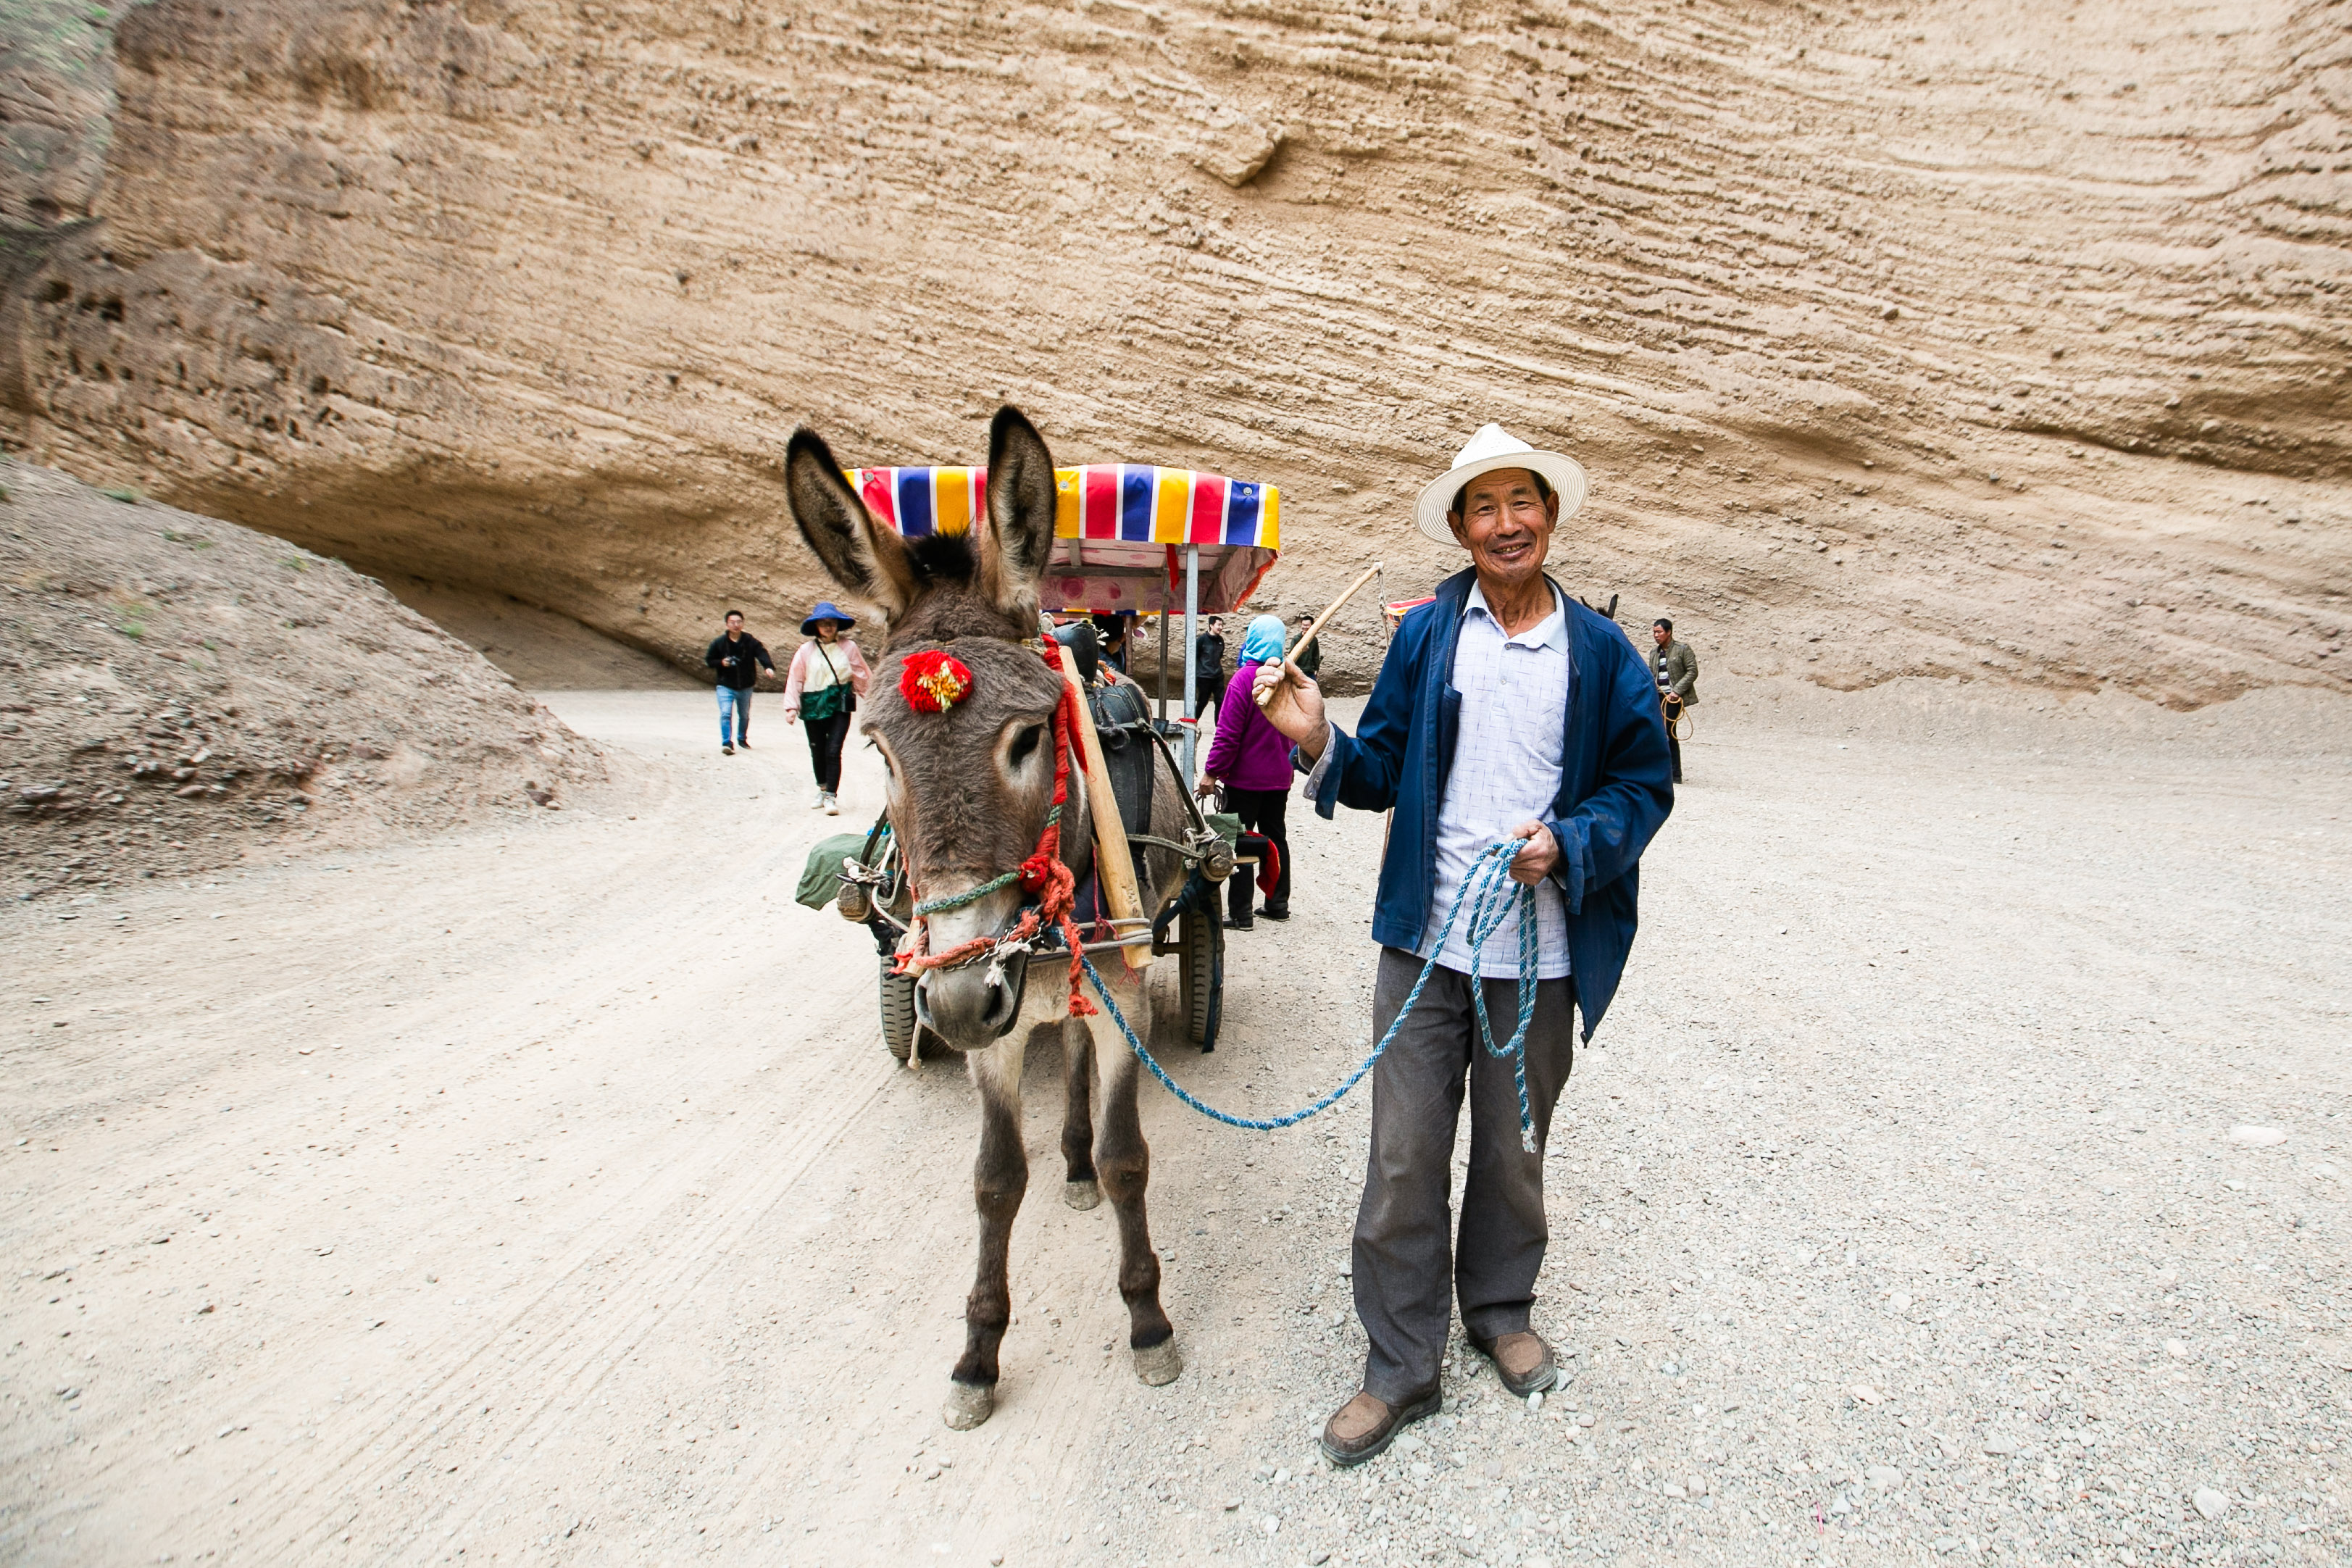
{"left": 1, "top": 0, "right": 2348, "bottom": 704}
{"left": 0, "top": 460, "right": 605, "bottom": 900}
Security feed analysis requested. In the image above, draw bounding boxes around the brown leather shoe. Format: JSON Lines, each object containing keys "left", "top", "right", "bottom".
{"left": 1472, "top": 1330, "right": 1559, "bottom": 1397}
{"left": 1318, "top": 1387, "right": 1441, "bottom": 1468}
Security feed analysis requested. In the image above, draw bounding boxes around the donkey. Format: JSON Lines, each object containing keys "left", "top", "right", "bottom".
{"left": 785, "top": 406, "right": 1190, "bottom": 1430}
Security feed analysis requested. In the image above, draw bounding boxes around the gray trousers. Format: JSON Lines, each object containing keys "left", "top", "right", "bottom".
{"left": 1353, "top": 946, "right": 1577, "bottom": 1406}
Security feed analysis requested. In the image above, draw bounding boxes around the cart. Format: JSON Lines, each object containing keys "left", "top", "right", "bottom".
{"left": 829, "top": 463, "right": 1281, "bottom": 1059}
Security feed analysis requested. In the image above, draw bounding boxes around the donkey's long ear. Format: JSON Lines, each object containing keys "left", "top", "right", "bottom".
{"left": 978, "top": 405, "right": 1059, "bottom": 619}
{"left": 785, "top": 427, "right": 916, "bottom": 622}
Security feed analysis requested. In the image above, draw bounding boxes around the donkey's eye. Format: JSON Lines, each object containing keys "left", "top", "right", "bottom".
{"left": 1008, "top": 724, "right": 1045, "bottom": 767}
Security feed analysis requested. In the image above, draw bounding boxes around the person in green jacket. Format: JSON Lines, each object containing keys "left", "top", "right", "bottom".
{"left": 1649, "top": 619, "right": 1697, "bottom": 783}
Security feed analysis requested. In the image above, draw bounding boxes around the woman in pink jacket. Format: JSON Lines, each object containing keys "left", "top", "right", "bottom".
{"left": 1197, "top": 614, "right": 1296, "bottom": 928}
{"left": 783, "top": 601, "right": 872, "bottom": 814}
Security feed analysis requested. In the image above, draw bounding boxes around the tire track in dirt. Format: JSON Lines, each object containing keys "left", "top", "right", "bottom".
{"left": 190, "top": 727, "right": 904, "bottom": 1561}
{"left": 1, "top": 696, "right": 914, "bottom": 1561}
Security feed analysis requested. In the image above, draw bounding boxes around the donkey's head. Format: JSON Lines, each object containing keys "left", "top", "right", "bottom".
{"left": 785, "top": 407, "right": 1071, "bottom": 1050}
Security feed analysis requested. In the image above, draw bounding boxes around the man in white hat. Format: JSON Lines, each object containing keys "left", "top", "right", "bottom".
{"left": 1256, "top": 424, "right": 1674, "bottom": 1466}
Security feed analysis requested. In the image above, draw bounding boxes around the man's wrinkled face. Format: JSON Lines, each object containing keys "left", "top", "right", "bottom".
{"left": 1448, "top": 467, "right": 1558, "bottom": 586}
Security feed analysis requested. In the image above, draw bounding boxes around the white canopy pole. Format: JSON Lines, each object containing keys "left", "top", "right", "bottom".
{"left": 1182, "top": 545, "right": 1200, "bottom": 784}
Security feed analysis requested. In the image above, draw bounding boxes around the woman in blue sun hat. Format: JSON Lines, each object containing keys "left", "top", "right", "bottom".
{"left": 784, "top": 600, "right": 872, "bottom": 814}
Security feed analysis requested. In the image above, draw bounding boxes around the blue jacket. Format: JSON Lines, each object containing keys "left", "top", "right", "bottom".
{"left": 1309, "top": 568, "right": 1674, "bottom": 1040}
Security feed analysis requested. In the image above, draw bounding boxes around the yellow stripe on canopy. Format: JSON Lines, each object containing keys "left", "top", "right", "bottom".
{"left": 1152, "top": 467, "right": 1192, "bottom": 544}
{"left": 932, "top": 467, "right": 975, "bottom": 536}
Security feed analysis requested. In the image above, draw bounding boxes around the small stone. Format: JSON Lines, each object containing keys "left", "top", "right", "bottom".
{"left": 1982, "top": 1437, "right": 2017, "bottom": 1456}
{"left": 1396, "top": 1434, "right": 1425, "bottom": 1454}
{"left": 2165, "top": 1339, "right": 2189, "bottom": 1358}
{"left": 1526, "top": 1390, "right": 1544, "bottom": 1414}
{"left": 1193, "top": 117, "right": 1285, "bottom": 188}
{"left": 1689, "top": 1473, "right": 1709, "bottom": 1496}
{"left": 1867, "top": 1464, "right": 1901, "bottom": 1488}
{"left": 1661, "top": 1482, "right": 1687, "bottom": 1499}
{"left": 1849, "top": 1383, "right": 1881, "bottom": 1404}
{"left": 2230, "top": 1126, "right": 2288, "bottom": 1147}
{"left": 1261, "top": 1513, "right": 1280, "bottom": 1536}
{"left": 1309, "top": 1554, "right": 1331, "bottom": 1567}
{"left": 1220, "top": 1498, "right": 1240, "bottom": 1511}
{"left": 1888, "top": 1291, "right": 1912, "bottom": 1311}
{"left": 2193, "top": 1487, "right": 2230, "bottom": 1520}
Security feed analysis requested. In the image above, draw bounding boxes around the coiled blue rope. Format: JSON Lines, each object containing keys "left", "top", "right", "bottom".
{"left": 1077, "top": 838, "right": 1544, "bottom": 1151}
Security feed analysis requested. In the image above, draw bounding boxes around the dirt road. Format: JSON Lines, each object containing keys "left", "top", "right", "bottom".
{"left": 4, "top": 683, "right": 2349, "bottom": 1566}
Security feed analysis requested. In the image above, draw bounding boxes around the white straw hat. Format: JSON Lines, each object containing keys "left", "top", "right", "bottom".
{"left": 1412, "top": 423, "right": 1588, "bottom": 545}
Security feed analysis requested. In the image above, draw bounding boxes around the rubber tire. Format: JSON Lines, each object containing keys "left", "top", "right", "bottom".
{"left": 1179, "top": 907, "right": 1223, "bottom": 1052}
{"left": 880, "top": 956, "right": 917, "bottom": 1062}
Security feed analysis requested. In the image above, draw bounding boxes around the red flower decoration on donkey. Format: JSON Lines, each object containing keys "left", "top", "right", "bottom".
{"left": 898, "top": 650, "right": 974, "bottom": 714}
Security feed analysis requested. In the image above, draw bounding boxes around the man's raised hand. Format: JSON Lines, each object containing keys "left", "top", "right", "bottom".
{"left": 1253, "top": 661, "right": 1328, "bottom": 761}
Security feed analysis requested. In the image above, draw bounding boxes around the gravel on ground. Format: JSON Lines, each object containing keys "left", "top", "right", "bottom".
{"left": 1, "top": 681, "right": 2345, "bottom": 1566}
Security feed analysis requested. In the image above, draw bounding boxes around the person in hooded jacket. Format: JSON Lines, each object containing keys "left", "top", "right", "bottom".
{"left": 1197, "top": 614, "right": 1297, "bottom": 928}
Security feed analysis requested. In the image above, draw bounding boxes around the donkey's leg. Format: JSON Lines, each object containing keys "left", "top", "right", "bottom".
{"left": 1059, "top": 1014, "right": 1102, "bottom": 1210}
{"left": 946, "top": 1034, "right": 1028, "bottom": 1430}
{"left": 1090, "top": 986, "right": 1181, "bottom": 1386}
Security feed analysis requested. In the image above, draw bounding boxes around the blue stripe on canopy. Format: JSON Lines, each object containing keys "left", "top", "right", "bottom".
{"left": 897, "top": 470, "right": 935, "bottom": 536}
{"left": 1119, "top": 466, "right": 1155, "bottom": 542}
{"left": 1224, "top": 481, "right": 1263, "bottom": 546}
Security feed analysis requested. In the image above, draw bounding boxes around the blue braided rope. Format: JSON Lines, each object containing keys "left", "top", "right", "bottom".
{"left": 1077, "top": 839, "right": 1544, "bottom": 1150}
{"left": 912, "top": 806, "right": 1060, "bottom": 916}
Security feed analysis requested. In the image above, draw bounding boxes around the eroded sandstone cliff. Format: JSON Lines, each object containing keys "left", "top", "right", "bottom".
{"left": 3, "top": 0, "right": 2348, "bottom": 703}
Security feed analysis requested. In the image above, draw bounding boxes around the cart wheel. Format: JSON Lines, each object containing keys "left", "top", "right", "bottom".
{"left": 880, "top": 956, "right": 917, "bottom": 1062}
{"left": 1179, "top": 907, "right": 1223, "bottom": 1053}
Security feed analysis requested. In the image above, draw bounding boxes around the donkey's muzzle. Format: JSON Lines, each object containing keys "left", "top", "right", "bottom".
{"left": 914, "top": 954, "right": 1030, "bottom": 1048}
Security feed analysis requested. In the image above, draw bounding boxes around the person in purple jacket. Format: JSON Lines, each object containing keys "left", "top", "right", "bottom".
{"left": 1196, "top": 614, "right": 1297, "bottom": 928}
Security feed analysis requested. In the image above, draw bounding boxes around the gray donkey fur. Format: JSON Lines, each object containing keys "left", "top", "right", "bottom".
{"left": 785, "top": 406, "right": 1189, "bottom": 1430}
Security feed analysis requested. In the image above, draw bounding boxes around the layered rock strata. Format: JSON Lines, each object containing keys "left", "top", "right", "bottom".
{"left": 1, "top": 0, "right": 2346, "bottom": 704}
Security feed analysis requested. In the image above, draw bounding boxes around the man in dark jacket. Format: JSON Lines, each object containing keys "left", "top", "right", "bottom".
{"left": 1290, "top": 612, "right": 1322, "bottom": 683}
{"left": 1191, "top": 615, "right": 1227, "bottom": 721}
{"left": 704, "top": 609, "right": 776, "bottom": 755}
{"left": 1257, "top": 424, "right": 1673, "bottom": 1467}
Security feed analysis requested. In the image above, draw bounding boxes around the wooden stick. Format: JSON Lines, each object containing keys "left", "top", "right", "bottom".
{"left": 1257, "top": 561, "right": 1382, "bottom": 716}
{"left": 1055, "top": 654, "right": 1152, "bottom": 973}
{"left": 1286, "top": 561, "right": 1383, "bottom": 668}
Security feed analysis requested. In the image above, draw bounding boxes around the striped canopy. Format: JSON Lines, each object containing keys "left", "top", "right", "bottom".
{"left": 845, "top": 464, "right": 1280, "bottom": 615}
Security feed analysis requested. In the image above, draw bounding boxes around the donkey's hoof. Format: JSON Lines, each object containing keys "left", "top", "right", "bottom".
{"left": 1133, "top": 1338, "right": 1184, "bottom": 1387}
{"left": 1062, "top": 1179, "right": 1101, "bottom": 1212}
{"left": 943, "top": 1380, "right": 995, "bottom": 1430}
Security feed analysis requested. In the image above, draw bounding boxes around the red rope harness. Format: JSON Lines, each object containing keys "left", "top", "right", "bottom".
{"left": 890, "top": 639, "right": 1099, "bottom": 1017}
